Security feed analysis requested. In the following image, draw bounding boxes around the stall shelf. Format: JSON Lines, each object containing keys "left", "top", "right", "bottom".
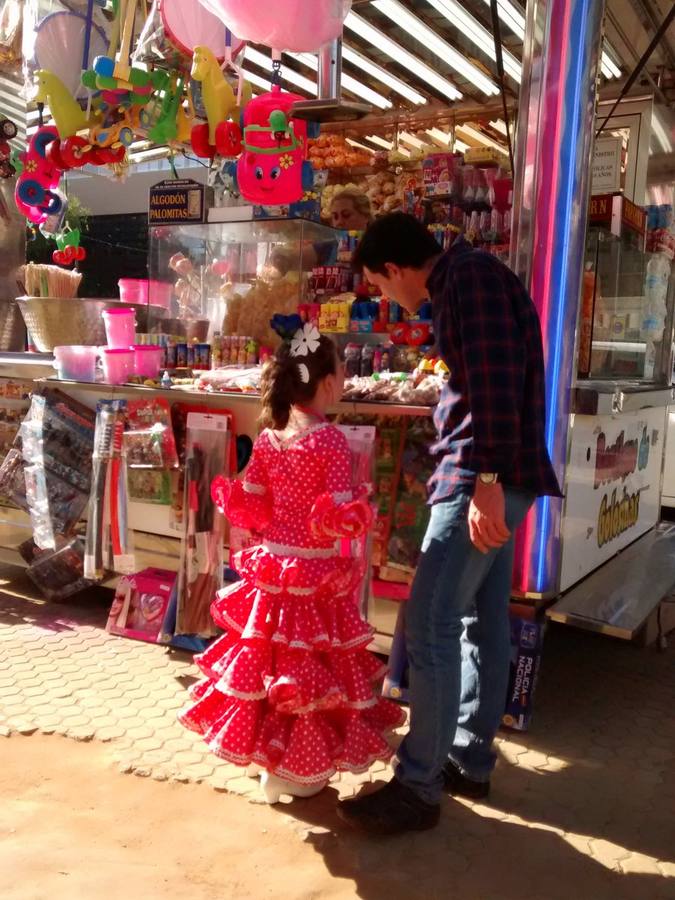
{"left": 0, "top": 361, "right": 430, "bottom": 651}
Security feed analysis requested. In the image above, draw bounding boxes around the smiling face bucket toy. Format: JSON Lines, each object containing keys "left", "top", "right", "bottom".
{"left": 235, "top": 86, "right": 313, "bottom": 205}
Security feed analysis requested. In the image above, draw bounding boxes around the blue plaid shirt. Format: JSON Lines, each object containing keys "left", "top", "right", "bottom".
{"left": 427, "top": 238, "right": 561, "bottom": 504}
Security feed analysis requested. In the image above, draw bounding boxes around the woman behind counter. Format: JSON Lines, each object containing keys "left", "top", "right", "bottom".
{"left": 272, "top": 189, "right": 373, "bottom": 275}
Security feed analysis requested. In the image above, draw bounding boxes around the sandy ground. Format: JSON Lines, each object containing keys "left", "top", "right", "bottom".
{"left": 2, "top": 732, "right": 674, "bottom": 900}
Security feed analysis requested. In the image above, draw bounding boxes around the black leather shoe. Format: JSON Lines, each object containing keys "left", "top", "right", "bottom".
{"left": 442, "top": 760, "right": 490, "bottom": 800}
{"left": 337, "top": 779, "right": 440, "bottom": 835}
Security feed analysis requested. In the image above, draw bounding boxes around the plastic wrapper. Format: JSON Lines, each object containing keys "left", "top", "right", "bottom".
{"left": 0, "top": 0, "right": 22, "bottom": 65}
{"left": 175, "top": 412, "right": 230, "bottom": 638}
{"left": 133, "top": 0, "right": 244, "bottom": 71}
{"left": 337, "top": 425, "right": 376, "bottom": 618}
{"left": 123, "top": 397, "right": 179, "bottom": 469}
{"left": 0, "top": 390, "right": 95, "bottom": 549}
{"left": 84, "top": 400, "right": 135, "bottom": 580}
{"left": 342, "top": 373, "right": 443, "bottom": 406}
{"left": 386, "top": 417, "right": 436, "bottom": 572}
{"left": 196, "top": 365, "right": 263, "bottom": 394}
{"left": 24, "top": 536, "right": 95, "bottom": 602}
{"left": 127, "top": 469, "right": 172, "bottom": 505}
{"left": 169, "top": 403, "right": 236, "bottom": 530}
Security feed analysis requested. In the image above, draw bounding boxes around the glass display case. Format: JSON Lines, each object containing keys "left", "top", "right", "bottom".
{"left": 578, "top": 194, "right": 674, "bottom": 385}
{"left": 147, "top": 214, "right": 341, "bottom": 352}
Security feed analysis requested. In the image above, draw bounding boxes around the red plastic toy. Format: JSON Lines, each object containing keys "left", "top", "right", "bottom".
{"left": 235, "top": 86, "right": 314, "bottom": 205}
{"left": 15, "top": 126, "right": 65, "bottom": 224}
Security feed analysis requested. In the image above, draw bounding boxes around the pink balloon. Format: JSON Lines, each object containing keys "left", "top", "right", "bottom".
{"left": 196, "top": 0, "right": 351, "bottom": 52}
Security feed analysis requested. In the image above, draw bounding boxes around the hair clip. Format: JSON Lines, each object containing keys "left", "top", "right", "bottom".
{"left": 290, "top": 323, "right": 321, "bottom": 358}
{"left": 297, "top": 363, "right": 310, "bottom": 383}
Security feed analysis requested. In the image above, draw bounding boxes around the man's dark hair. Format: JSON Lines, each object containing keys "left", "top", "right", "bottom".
{"left": 352, "top": 212, "right": 442, "bottom": 275}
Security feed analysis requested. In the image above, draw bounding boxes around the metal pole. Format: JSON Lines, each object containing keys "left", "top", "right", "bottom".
{"left": 318, "top": 39, "right": 342, "bottom": 101}
{"left": 509, "top": 0, "right": 606, "bottom": 596}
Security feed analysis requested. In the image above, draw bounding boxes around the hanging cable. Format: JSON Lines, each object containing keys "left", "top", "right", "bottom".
{"left": 489, "top": 0, "right": 515, "bottom": 172}
{"left": 596, "top": 2, "right": 675, "bottom": 137}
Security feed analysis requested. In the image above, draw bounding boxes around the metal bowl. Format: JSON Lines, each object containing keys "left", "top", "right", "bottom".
{"left": 16, "top": 297, "right": 166, "bottom": 352}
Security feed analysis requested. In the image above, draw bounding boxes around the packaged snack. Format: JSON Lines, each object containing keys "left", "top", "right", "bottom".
{"left": 195, "top": 343, "right": 211, "bottom": 370}
{"left": 360, "top": 344, "right": 375, "bottom": 378}
{"left": 175, "top": 342, "right": 188, "bottom": 368}
{"left": 344, "top": 343, "right": 362, "bottom": 378}
{"left": 128, "top": 469, "right": 173, "bottom": 505}
{"left": 124, "top": 398, "right": 179, "bottom": 470}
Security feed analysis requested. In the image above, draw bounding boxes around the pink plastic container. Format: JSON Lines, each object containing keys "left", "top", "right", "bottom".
{"left": 53, "top": 345, "right": 98, "bottom": 382}
{"left": 118, "top": 278, "right": 147, "bottom": 304}
{"left": 101, "top": 347, "right": 134, "bottom": 385}
{"left": 103, "top": 307, "right": 136, "bottom": 348}
{"left": 118, "top": 278, "right": 173, "bottom": 309}
{"left": 133, "top": 345, "right": 163, "bottom": 379}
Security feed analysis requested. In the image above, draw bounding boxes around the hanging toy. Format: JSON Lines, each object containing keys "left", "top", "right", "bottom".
{"left": 52, "top": 230, "right": 86, "bottom": 267}
{"left": 15, "top": 126, "right": 65, "bottom": 225}
{"left": 0, "top": 127, "right": 16, "bottom": 178}
{"left": 34, "top": 69, "right": 93, "bottom": 139}
{"left": 190, "top": 45, "right": 242, "bottom": 158}
{"left": 0, "top": 115, "right": 17, "bottom": 175}
{"left": 234, "top": 86, "right": 313, "bottom": 205}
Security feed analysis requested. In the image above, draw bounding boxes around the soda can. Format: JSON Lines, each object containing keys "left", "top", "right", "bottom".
{"left": 187, "top": 343, "right": 195, "bottom": 368}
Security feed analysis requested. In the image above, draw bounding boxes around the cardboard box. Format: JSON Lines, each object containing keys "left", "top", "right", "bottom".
{"left": 106, "top": 568, "right": 177, "bottom": 644}
{"left": 502, "top": 613, "right": 546, "bottom": 732}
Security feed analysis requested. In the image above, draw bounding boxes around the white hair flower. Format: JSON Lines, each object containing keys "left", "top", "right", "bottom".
{"left": 290, "top": 323, "right": 321, "bottom": 358}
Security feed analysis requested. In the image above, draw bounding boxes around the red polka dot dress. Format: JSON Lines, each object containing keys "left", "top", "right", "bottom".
{"left": 178, "top": 421, "right": 405, "bottom": 786}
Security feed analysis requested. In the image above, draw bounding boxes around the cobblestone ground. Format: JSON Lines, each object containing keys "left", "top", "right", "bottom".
{"left": 1, "top": 570, "right": 674, "bottom": 899}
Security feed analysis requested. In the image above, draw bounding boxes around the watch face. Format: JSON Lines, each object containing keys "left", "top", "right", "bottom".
{"left": 479, "top": 473, "right": 497, "bottom": 484}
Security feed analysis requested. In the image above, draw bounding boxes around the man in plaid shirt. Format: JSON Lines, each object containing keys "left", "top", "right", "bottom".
{"left": 340, "top": 213, "right": 560, "bottom": 835}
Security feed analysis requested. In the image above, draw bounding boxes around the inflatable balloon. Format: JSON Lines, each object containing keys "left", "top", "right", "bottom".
{"left": 196, "top": 0, "right": 351, "bottom": 52}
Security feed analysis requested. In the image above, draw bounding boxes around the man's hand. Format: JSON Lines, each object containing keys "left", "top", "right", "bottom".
{"left": 468, "top": 481, "right": 510, "bottom": 554}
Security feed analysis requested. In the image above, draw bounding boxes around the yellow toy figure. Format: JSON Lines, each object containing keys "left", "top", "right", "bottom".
{"left": 34, "top": 70, "right": 92, "bottom": 139}
{"left": 191, "top": 46, "right": 236, "bottom": 146}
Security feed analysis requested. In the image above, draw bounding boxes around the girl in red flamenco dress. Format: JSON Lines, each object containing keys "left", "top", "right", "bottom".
{"left": 179, "top": 324, "right": 405, "bottom": 803}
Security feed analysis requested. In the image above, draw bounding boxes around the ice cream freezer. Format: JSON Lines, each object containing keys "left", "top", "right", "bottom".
{"left": 545, "top": 385, "right": 674, "bottom": 639}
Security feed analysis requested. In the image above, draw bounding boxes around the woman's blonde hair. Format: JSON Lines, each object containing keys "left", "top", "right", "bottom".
{"left": 331, "top": 189, "right": 372, "bottom": 222}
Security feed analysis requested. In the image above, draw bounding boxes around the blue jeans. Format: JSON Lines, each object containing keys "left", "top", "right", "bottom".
{"left": 395, "top": 487, "right": 534, "bottom": 805}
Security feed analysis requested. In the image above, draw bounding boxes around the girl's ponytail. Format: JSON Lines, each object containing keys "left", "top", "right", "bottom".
{"left": 260, "top": 346, "right": 297, "bottom": 429}
{"left": 260, "top": 320, "right": 338, "bottom": 430}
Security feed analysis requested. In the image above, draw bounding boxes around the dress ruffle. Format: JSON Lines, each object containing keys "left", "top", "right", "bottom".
{"left": 179, "top": 692, "right": 405, "bottom": 785}
{"left": 211, "top": 550, "right": 375, "bottom": 653}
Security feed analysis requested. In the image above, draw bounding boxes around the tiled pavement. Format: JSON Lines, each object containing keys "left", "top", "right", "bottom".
{"left": 1, "top": 568, "right": 674, "bottom": 896}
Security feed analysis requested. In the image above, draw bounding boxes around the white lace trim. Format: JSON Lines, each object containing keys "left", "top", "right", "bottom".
{"left": 271, "top": 633, "right": 331, "bottom": 649}
{"left": 214, "top": 681, "right": 267, "bottom": 702}
{"left": 266, "top": 422, "right": 330, "bottom": 452}
{"left": 256, "top": 581, "right": 316, "bottom": 597}
{"left": 243, "top": 481, "right": 266, "bottom": 496}
{"left": 254, "top": 581, "right": 283, "bottom": 595}
{"left": 262, "top": 540, "right": 339, "bottom": 560}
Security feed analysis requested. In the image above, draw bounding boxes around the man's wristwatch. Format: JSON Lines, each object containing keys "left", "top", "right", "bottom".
{"left": 478, "top": 473, "right": 499, "bottom": 485}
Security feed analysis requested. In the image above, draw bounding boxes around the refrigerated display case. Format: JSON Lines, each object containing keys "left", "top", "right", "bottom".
{"left": 547, "top": 193, "right": 675, "bottom": 637}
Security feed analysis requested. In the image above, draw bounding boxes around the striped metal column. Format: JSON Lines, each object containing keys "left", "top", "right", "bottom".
{"left": 509, "top": 0, "right": 606, "bottom": 596}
